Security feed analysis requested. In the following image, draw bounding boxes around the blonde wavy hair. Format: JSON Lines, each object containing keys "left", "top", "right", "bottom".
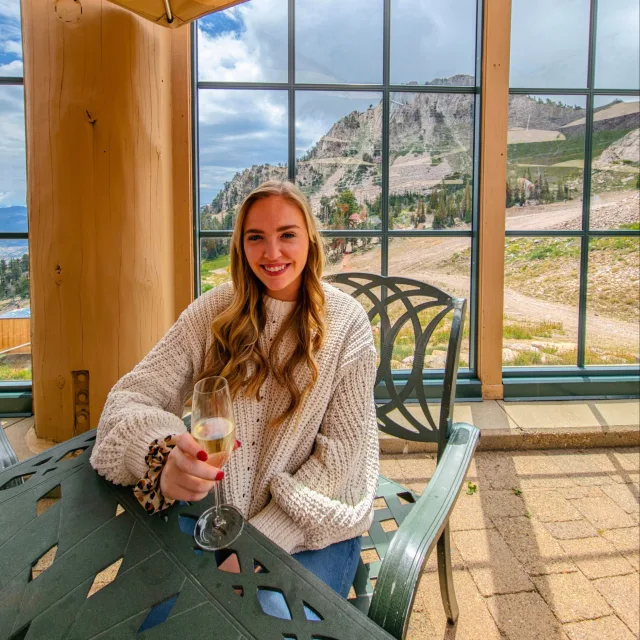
{"left": 199, "top": 180, "right": 326, "bottom": 429}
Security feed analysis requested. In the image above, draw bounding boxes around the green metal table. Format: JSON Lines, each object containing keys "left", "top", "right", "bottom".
{"left": 0, "top": 431, "right": 394, "bottom": 640}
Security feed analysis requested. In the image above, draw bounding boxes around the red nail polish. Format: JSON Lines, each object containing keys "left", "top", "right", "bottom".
{"left": 215, "top": 470, "right": 225, "bottom": 481}
{"left": 196, "top": 450, "right": 208, "bottom": 462}
{"left": 235, "top": 440, "right": 242, "bottom": 448}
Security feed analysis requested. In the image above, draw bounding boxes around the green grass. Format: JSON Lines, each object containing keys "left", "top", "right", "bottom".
{"left": 507, "top": 128, "right": 636, "bottom": 166}
{"left": 505, "top": 237, "right": 580, "bottom": 262}
{"left": 590, "top": 236, "right": 639, "bottom": 254}
{"left": 503, "top": 320, "right": 565, "bottom": 340}
{"left": 0, "top": 365, "right": 31, "bottom": 380}
{"left": 200, "top": 253, "right": 230, "bottom": 278}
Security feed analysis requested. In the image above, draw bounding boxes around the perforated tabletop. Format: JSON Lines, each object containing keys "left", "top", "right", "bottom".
{"left": 0, "top": 431, "right": 393, "bottom": 640}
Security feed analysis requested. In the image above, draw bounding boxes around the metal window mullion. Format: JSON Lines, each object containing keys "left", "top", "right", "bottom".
{"left": 468, "top": 0, "right": 485, "bottom": 374}
{"left": 191, "top": 21, "right": 202, "bottom": 296}
{"left": 577, "top": 0, "right": 599, "bottom": 367}
{"left": 288, "top": 0, "right": 295, "bottom": 182}
{"left": 0, "top": 233, "right": 29, "bottom": 240}
{"left": 197, "top": 81, "right": 477, "bottom": 94}
{"left": 381, "top": 0, "right": 391, "bottom": 277}
{"left": 508, "top": 87, "right": 638, "bottom": 97}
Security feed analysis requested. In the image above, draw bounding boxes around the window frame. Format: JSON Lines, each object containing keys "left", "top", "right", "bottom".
{"left": 0, "top": 66, "right": 31, "bottom": 411}
{"left": 191, "top": 0, "right": 485, "bottom": 395}
{"left": 502, "top": 0, "right": 640, "bottom": 394}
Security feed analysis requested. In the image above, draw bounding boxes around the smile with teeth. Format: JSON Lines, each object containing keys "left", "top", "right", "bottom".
{"left": 261, "top": 263, "right": 290, "bottom": 275}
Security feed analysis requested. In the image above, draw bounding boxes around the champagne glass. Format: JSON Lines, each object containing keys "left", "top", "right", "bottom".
{"left": 191, "top": 376, "right": 243, "bottom": 551}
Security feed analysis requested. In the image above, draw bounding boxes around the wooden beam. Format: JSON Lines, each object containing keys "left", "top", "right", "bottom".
{"left": 22, "top": 0, "right": 193, "bottom": 441}
{"left": 171, "top": 27, "right": 194, "bottom": 318}
{"left": 477, "top": 0, "right": 511, "bottom": 400}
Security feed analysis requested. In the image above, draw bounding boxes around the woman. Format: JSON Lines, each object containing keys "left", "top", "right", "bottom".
{"left": 90, "top": 180, "right": 379, "bottom": 611}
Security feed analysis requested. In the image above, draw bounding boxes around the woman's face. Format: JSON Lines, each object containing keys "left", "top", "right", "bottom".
{"left": 242, "top": 195, "right": 310, "bottom": 301}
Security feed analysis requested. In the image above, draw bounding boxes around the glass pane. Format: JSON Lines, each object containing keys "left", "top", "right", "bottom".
{"left": 503, "top": 237, "right": 580, "bottom": 366}
{"left": 295, "top": 91, "right": 382, "bottom": 230}
{"left": 390, "top": 0, "right": 476, "bottom": 86}
{"left": 595, "top": 0, "right": 640, "bottom": 89}
{"left": 586, "top": 236, "right": 639, "bottom": 365}
{"left": 0, "top": 85, "right": 27, "bottom": 233}
{"left": 506, "top": 94, "right": 586, "bottom": 231}
{"left": 590, "top": 96, "right": 640, "bottom": 230}
{"left": 199, "top": 89, "right": 288, "bottom": 230}
{"left": 0, "top": 1, "right": 23, "bottom": 78}
{"left": 510, "top": 0, "right": 590, "bottom": 88}
{"left": 0, "top": 240, "right": 31, "bottom": 380}
{"left": 200, "top": 238, "right": 232, "bottom": 295}
{"left": 197, "top": 1, "right": 288, "bottom": 83}
{"left": 389, "top": 92, "right": 475, "bottom": 230}
{"left": 388, "top": 236, "right": 471, "bottom": 370}
{"left": 323, "top": 237, "right": 381, "bottom": 276}
{"left": 295, "top": 0, "right": 383, "bottom": 84}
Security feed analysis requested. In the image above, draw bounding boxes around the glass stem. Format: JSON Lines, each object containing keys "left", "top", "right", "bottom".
{"left": 212, "top": 481, "right": 225, "bottom": 528}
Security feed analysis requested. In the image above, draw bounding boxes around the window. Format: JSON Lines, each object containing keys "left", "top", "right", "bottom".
{"left": 504, "top": 0, "right": 639, "bottom": 371}
{"left": 0, "top": 0, "right": 30, "bottom": 382}
{"left": 194, "top": 0, "right": 481, "bottom": 375}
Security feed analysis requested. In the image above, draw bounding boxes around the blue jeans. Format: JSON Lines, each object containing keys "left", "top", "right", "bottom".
{"left": 258, "top": 537, "right": 362, "bottom": 620}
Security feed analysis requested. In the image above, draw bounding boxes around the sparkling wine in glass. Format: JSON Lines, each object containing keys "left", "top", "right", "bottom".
{"left": 192, "top": 376, "right": 243, "bottom": 551}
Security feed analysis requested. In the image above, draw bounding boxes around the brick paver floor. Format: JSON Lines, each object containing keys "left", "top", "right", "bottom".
{"left": 392, "top": 448, "right": 640, "bottom": 640}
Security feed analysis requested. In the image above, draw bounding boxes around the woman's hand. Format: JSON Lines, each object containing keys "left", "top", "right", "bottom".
{"left": 160, "top": 432, "right": 223, "bottom": 502}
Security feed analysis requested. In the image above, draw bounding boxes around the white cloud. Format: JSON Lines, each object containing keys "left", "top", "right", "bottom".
{"left": 197, "top": 0, "right": 287, "bottom": 83}
{"left": 0, "top": 59, "right": 23, "bottom": 76}
{"left": 2, "top": 39, "right": 22, "bottom": 56}
{"left": 0, "top": 0, "right": 20, "bottom": 21}
{"left": 595, "top": 0, "right": 640, "bottom": 89}
{"left": 194, "top": 0, "right": 638, "bottom": 204}
{"left": 0, "top": 85, "right": 27, "bottom": 207}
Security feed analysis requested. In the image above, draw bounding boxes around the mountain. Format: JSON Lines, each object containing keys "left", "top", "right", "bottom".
{"left": 200, "top": 82, "right": 632, "bottom": 226}
{"left": 0, "top": 206, "right": 28, "bottom": 233}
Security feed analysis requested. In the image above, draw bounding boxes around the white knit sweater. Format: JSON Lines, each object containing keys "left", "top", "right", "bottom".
{"left": 90, "top": 282, "right": 379, "bottom": 554}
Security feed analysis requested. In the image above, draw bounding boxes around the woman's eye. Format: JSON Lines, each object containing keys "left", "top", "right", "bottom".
{"left": 282, "top": 232, "right": 295, "bottom": 239}
{"left": 247, "top": 235, "right": 262, "bottom": 242}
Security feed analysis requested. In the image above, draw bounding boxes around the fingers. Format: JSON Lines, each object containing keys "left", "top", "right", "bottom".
{"left": 176, "top": 432, "right": 207, "bottom": 459}
{"left": 164, "top": 484, "right": 210, "bottom": 503}
{"left": 171, "top": 443, "right": 221, "bottom": 481}
{"left": 173, "top": 473, "right": 214, "bottom": 496}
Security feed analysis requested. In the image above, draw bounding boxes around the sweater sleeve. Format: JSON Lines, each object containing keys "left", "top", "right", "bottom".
{"left": 90, "top": 301, "right": 210, "bottom": 486}
{"left": 250, "top": 309, "right": 379, "bottom": 553}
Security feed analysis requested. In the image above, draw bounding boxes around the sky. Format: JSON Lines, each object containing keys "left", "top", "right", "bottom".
{"left": 0, "top": 0, "right": 638, "bottom": 218}
{"left": 0, "top": 0, "right": 25, "bottom": 218}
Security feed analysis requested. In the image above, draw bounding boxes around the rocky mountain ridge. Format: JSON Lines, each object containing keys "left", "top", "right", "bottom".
{"left": 201, "top": 80, "right": 628, "bottom": 223}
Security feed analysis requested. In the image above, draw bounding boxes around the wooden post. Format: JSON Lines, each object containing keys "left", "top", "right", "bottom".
{"left": 171, "top": 26, "right": 194, "bottom": 319}
{"left": 477, "top": 0, "right": 511, "bottom": 400}
{"left": 21, "top": 0, "right": 192, "bottom": 441}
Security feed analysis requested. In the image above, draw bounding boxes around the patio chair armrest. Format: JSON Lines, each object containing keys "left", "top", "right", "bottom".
{"left": 368, "top": 422, "right": 480, "bottom": 639}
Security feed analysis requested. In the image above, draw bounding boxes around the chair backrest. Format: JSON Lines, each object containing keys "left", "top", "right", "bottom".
{"left": 325, "top": 272, "right": 466, "bottom": 458}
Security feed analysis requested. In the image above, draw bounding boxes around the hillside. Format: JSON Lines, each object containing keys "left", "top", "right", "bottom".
{"left": 201, "top": 81, "right": 601, "bottom": 227}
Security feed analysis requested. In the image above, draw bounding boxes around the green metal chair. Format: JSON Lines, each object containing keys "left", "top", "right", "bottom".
{"left": 325, "top": 272, "right": 480, "bottom": 639}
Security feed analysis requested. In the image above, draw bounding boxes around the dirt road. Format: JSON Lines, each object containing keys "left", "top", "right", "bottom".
{"left": 339, "top": 192, "right": 639, "bottom": 351}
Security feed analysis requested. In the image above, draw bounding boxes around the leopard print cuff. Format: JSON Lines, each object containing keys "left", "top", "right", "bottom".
{"left": 133, "top": 435, "right": 178, "bottom": 514}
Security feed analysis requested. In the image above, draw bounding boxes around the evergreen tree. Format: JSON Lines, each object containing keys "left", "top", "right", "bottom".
{"left": 541, "top": 176, "right": 550, "bottom": 203}
{"left": 433, "top": 184, "right": 449, "bottom": 229}
{"left": 533, "top": 174, "right": 541, "bottom": 201}
{"left": 462, "top": 179, "right": 473, "bottom": 222}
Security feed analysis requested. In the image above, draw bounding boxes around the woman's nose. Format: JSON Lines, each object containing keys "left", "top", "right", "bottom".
{"left": 263, "top": 241, "right": 282, "bottom": 260}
